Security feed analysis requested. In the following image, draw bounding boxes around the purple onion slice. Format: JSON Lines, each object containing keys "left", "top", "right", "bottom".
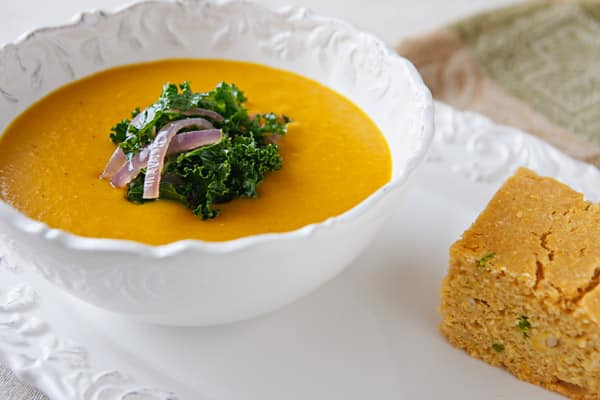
{"left": 166, "top": 129, "right": 222, "bottom": 155}
{"left": 110, "top": 146, "right": 151, "bottom": 188}
{"left": 100, "top": 147, "right": 127, "bottom": 180}
{"left": 130, "top": 106, "right": 156, "bottom": 130}
{"left": 100, "top": 107, "right": 154, "bottom": 180}
{"left": 109, "top": 130, "right": 222, "bottom": 187}
{"left": 142, "top": 118, "right": 214, "bottom": 199}
{"left": 169, "top": 108, "right": 224, "bottom": 123}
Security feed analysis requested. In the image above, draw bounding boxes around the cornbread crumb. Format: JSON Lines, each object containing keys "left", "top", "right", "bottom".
{"left": 440, "top": 168, "right": 600, "bottom": 399}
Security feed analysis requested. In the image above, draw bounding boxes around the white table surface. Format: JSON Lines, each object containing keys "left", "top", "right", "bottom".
{"left": 0, "top": 0, "right": 521, "bottom": 399}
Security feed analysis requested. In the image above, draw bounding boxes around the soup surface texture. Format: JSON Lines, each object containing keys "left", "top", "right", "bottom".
{"left": 0, "top": 60, "right": 391, "bottom": 244}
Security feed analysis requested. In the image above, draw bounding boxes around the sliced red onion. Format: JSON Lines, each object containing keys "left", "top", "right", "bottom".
{"left": 166, "top": 129, "right": 222, "bottom": 155}
{"left": 109, "top": 129, "right": 222, "bottom": 188}
{"left": 130, "top": 106, "right": 156, "bottom": 130}
{"left": 169, "top": 108, "right": 224, "bottom": 123}
{"left": 143, "top": 118, "right": 213, "bottom": 199}
{"left": 130, "top": 110, "right": 145, "bottom": 128}
{"left": 183, "top": 117, "right": 213, "bottom": 130}
{"left": 110, "top": 146, "right": 151, "bottom": 188}
{"left": 100, "top": 147, "right": 127, "bottom": 180}
{"left": 100, "top": 107, "right": 154, "bottom": 180}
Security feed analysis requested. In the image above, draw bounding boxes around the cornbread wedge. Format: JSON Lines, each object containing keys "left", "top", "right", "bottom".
{"left": 440, "top": 168, "right": 600, "bottom": 399}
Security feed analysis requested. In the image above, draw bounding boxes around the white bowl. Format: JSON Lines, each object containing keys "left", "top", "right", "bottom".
{"left": 0, "top": 0, "right": 433, "bottom": 326}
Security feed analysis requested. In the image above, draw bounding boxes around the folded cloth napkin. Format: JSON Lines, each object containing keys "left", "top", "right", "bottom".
{"left": 397, "top": 0, "right": 600, "bottom": 168}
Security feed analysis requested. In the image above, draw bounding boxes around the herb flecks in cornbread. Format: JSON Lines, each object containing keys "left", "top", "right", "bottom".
{"left": 441, "top": 167, "right": 600, "bottom": 400}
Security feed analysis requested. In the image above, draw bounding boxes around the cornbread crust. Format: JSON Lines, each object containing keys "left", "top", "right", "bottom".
{"left": 440, "top": 168, "right": 600, "bottom": 399}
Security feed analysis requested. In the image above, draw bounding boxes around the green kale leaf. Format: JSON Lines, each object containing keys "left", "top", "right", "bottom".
{"left": 109, "top": 119, "right": 130, "bottom": 145}
{"left": 111, "top": 81, "right": 290, "bottom": 219}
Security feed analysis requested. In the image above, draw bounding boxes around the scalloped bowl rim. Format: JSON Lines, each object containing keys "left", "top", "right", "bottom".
{"left": 0, "top": 0, "right": 434, "bottom": 258}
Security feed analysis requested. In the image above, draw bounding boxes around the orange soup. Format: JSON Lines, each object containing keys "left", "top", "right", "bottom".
{"left": 0, "top": 60, "right": 391, "bottom": 244}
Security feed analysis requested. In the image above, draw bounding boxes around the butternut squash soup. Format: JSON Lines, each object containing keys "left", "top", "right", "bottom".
{"left": 0, "top": 60, "right": 391, "bottom": 244}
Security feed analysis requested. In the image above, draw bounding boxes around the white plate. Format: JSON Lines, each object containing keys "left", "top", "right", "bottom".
{"left": 1, "top": 102, "right": 598, "bottom": 400}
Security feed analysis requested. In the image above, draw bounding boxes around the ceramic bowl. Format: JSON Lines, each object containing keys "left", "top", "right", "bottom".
{"left": 0, "top": 0, "right": 433, "bottom": 326}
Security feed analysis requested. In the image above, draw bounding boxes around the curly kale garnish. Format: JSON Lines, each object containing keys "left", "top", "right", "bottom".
{"left": 112, "top": 81, "right": 290, "bottom": 219}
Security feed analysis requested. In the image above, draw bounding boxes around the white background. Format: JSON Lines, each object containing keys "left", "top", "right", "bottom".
{"left": 2, "top": 0, "right": 521, "bottom": 47}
